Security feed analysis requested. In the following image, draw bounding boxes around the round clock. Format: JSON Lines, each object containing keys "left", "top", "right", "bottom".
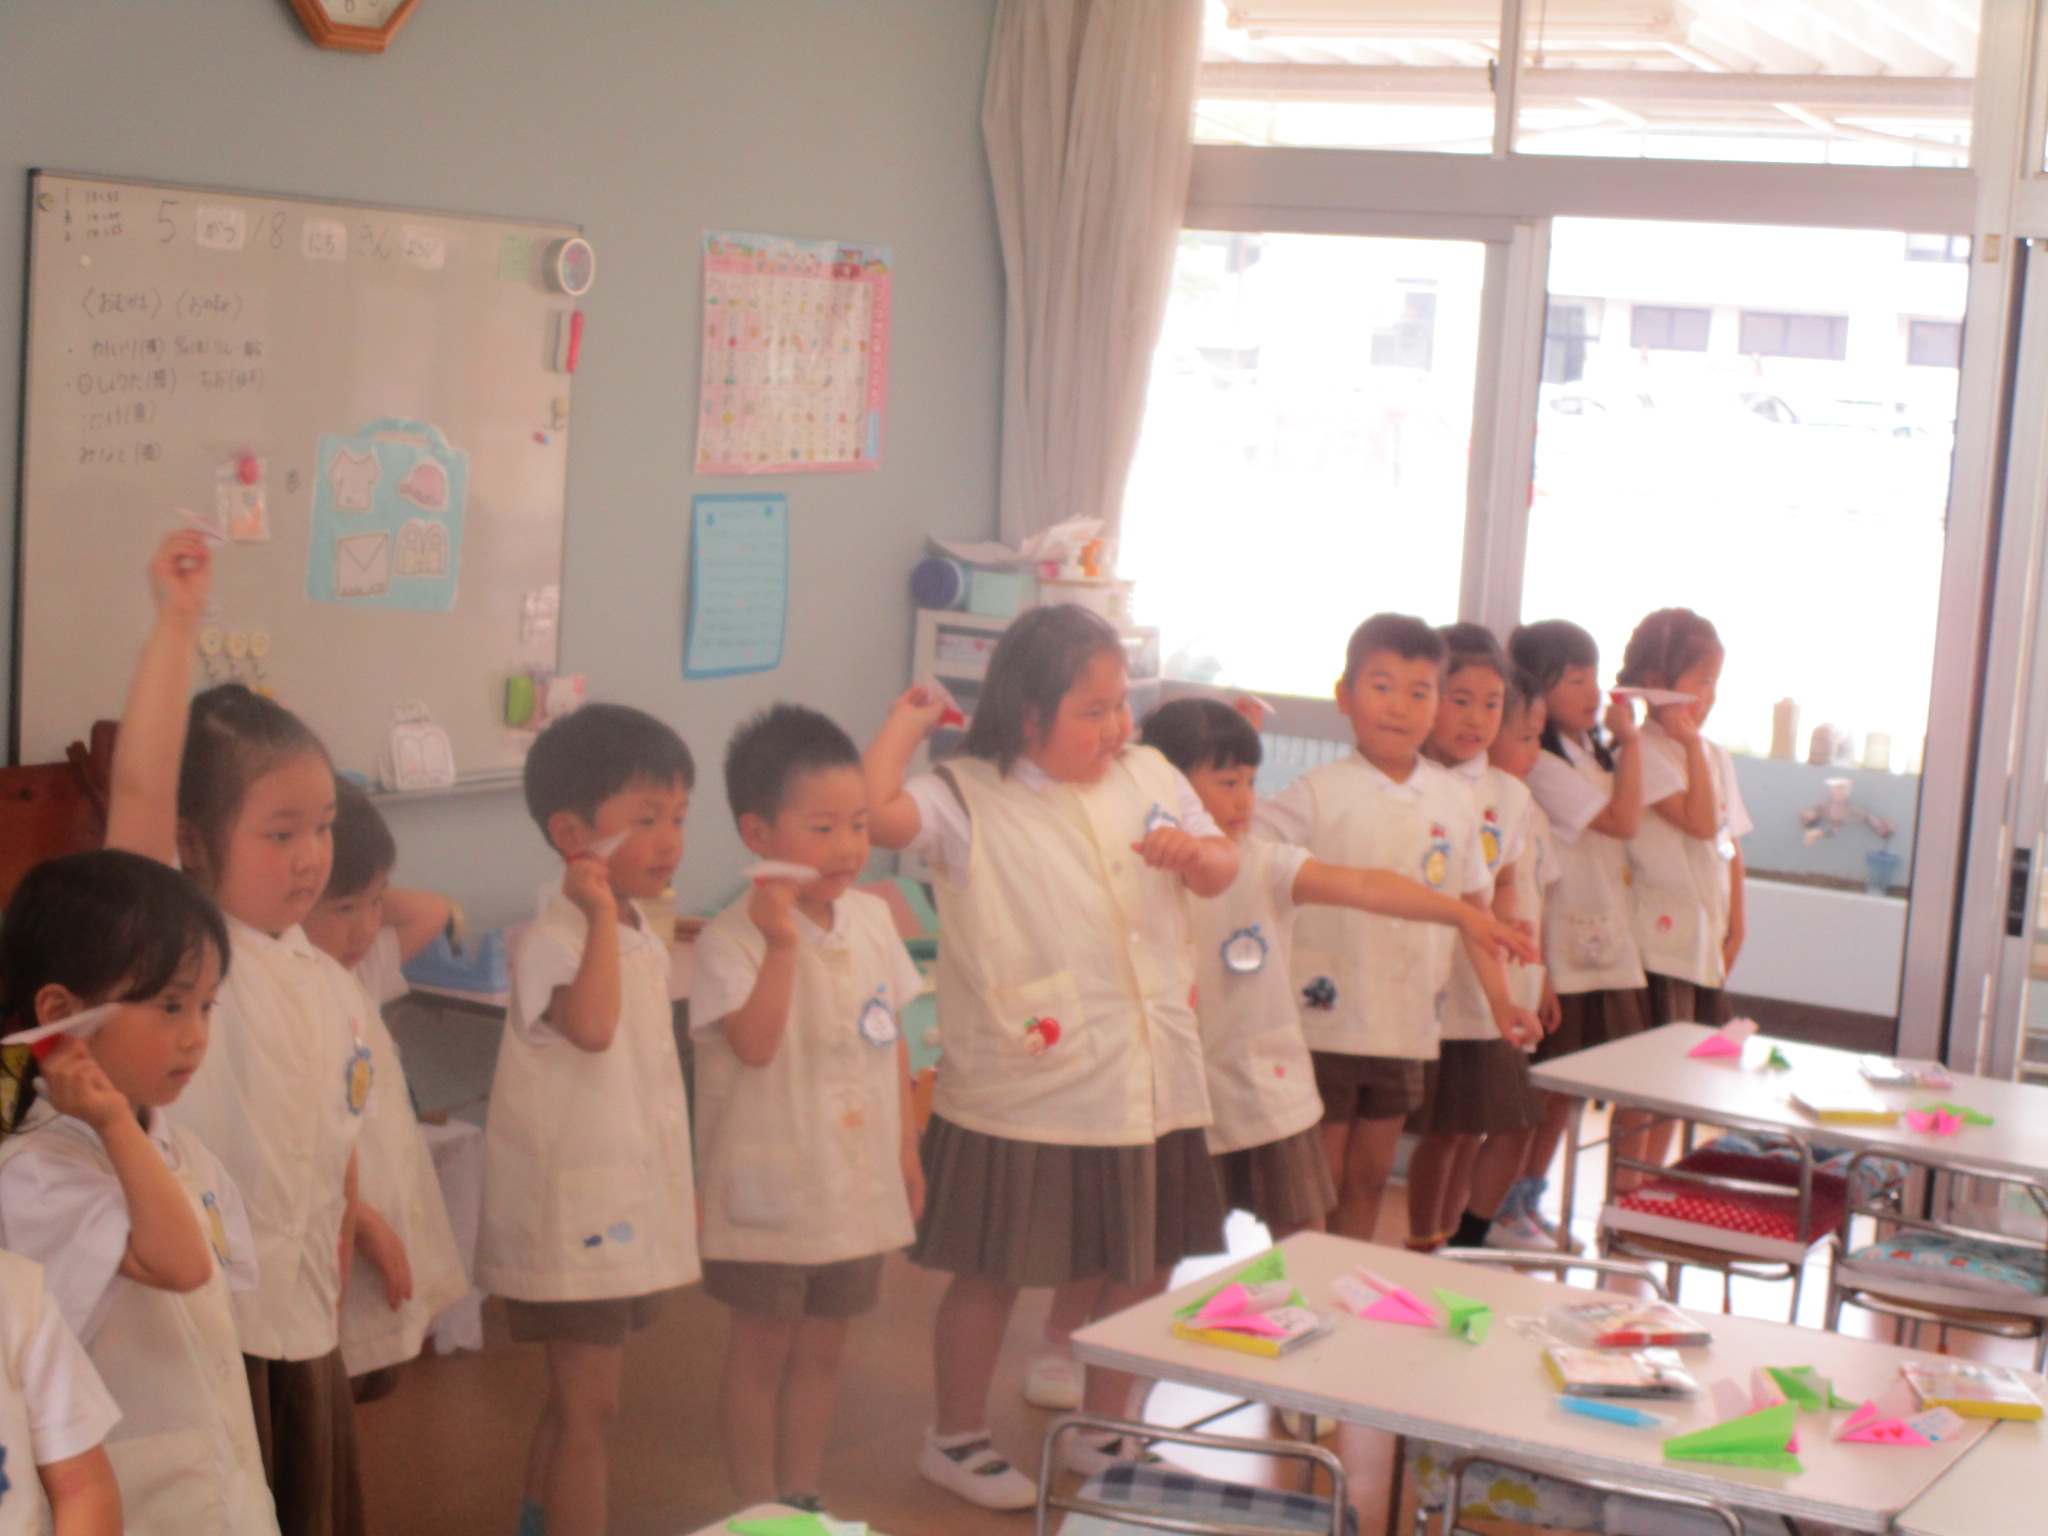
{"left": 289, "top": 0, "right": 422, "bottom": 54}
{"left": 545, "top": 237, "right": 596, "bottom": 297}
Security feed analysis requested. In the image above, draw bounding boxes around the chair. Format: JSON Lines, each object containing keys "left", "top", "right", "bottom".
{"left": 1826, "top": 1147, "right": 2048, "bottom": 1370}
{"left": 1038, "top": 1412, "right": 1349, "bottom": 1536}
{"left": 1433, "top": 1249, "right": 1673, "bottom": 1300}
{"left": 1438, "top": 1452, "right": 1743, "bottom": 1536}
{"left": 0, "top": 722, "right": 116, "bottom": 910}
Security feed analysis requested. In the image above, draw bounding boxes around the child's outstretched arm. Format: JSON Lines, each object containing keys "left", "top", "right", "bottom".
{"left": 1291, "top": 860, "right": 1540, "bottom": 967}
{"left": 104, "top": 531, "right": 212, "bottom": 865}
{"left": 710, "top": 878, "right": 802, "bottom": 1067}
{"left": 1459, "top": 891, "right": 1543, "bottom": 1048}
{"left": 382, "top": 886, "right": 455, "bottom": 964}
{"left": 1133, "top": 825, "right": 1238, "bottom": 897}
{"left": 546, "top": 857, "right": 623, "bottom": 1053}
{"left": 1586, "top": 695, "right": 1646, "bottom": 841}
{"left": 864, "top": 686, "right": 948, "bottom": 849}
{"left": 38, "top": 1040, "right": 212, "bottom": 1292}
{"left": 1648, "top": 705, "right": 1717, "bottom": 839}
{"left": 41, "top": 1445, "right": 120, "bottom": 1536}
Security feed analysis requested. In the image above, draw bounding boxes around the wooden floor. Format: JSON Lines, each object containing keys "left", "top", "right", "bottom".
{"left": 357, "top": 1114, "right": 2036, "bottom": 1536}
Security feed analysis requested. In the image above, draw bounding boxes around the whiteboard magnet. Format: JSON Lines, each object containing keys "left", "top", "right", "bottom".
{"left": 237, "top": 452, "right": 261, "bottom": 485}
{"left": 198, "top": 629, "right": 225, "bottom": 658}
{"left": 225, "top": 631, "right": 249, "bottom": 660}
{"left": 248, "top": 630, "right": 270, "bottom": 660}
{"left": 550, "top": 309, "right": 584, "bottom": 373}
{"left": 544, "top": 237, "right": 595, "bottom": 296}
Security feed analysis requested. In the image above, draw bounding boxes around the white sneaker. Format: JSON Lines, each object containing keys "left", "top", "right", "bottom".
{"left": 1484, "top": 1213, "right": 1554, "bottom": 1252}
{"left": 1524, "top": 1206, "right": 1586, "bottom": 1255}
{"left": 918, "top": 1430, "right": 1037, "bottom": 1510}
{"left": 1022, "top": 1348, "right": 1083, "bottom": 1411}
{"left": 1060, "top": 1433, "right": 1161, "bottom": 1479}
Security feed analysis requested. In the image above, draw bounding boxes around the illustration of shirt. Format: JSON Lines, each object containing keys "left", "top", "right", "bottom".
{"left": 329, "top": 448, "right": 381, "bottom": 511}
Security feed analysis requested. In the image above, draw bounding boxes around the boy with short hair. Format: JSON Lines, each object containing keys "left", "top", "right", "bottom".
{"left": 1255, "top": 615, "right": 1539, "bottom": 1243}
{"left": 691, "top": 704, "right": 923, "bottom": 1514}
{"left": 478, "top": 704, "right": 699, "bottom": 1536}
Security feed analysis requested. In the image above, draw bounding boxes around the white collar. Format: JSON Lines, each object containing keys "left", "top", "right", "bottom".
{"left": 794, "top": 899, "right": 850, "bottom": 947}
{"left": 1560, "top": 735, "right": 1601, "bottom": 770}
{"left": 1349, "top": 749, "right": 1426, "bottom": 803}
{"left": 20, "top": 1098, "right": 179, "bottom": 1166}
{"left": 1446, "top": 753, "right": 1488, "bottom": 783}
{"left": 536, "top": 882, "right": 662, "bottom": 953}
{"left": 227, "top": 915, "right": 322, "bottom": 961}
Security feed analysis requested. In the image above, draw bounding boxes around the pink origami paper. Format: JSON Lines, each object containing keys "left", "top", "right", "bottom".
{"left": 1838, "top": 1383, "right": 1964, "bottom": 1446}
{"left": 922, "top": 675, "right": 968, "bottom": 728}
{"left": 1689, "top": 1018, "right": 1759, "bottom": 1059}
{"left": 1331, "top": 1270, "right": 1437, "bottom": 1327}
{"left": 1193, "top": 1282, "right": 1287, "bottom": 1337}
{"left": 1903, "top": 1108, "right": 1963, "bottom": 1136}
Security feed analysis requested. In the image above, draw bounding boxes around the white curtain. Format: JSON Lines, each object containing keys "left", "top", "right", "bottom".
{"left": 982, "top": 0, "right": 1204, "bottom": 547}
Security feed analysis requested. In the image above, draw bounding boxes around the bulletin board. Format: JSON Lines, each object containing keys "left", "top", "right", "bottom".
{"left": 12, "top": 171, "right": 580, "bottom": 781}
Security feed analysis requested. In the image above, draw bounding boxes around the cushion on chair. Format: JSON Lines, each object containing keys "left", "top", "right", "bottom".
{"left": 1843, "top": 1228, "right": 2048, "bottom": 1297}
{"left": 1410, "top": 1441, "right": 1603, "bottom": 1530}
{"left": 1605, "top": 1148, "right": 1845, "bottom": 1255}
{"left": 1691, "top": 1131, "right": 1905, "bottom": 1198}
{"left": 1059, "top": 1461, "right": 1357, "bottom": 1536}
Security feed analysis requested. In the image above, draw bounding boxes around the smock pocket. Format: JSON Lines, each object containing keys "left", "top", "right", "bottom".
{"left": 993, "top": 970, "right": 1093, "bottom": 1072}
{"left": 1632, "top": 887, "right": 1700, "bottom": 966}
{"left": 1563, "top": 912, "right": 1624, "bottom": 972}
{"left": 107, "top": 1430, "right": 223, "bottom": 1536}
{"left": 724, "top": 1147, "right": 798, "bottom": 1229}
{"left": 1248, "top": 1027, "right": 1313, "bottom": 1110}
{"left": 556, "top": 1165, "right": 650, "bottom": 1265}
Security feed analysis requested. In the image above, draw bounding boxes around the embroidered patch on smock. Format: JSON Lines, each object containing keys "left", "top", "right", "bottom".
{"left": 1301, "top": 976, "right": 1337, "bottom": 1011}
{"left": 1022, "top": 1016, "right": 1063, "bottom": 1053}
{"left": 1479, "top": 807, "right": 1502, "bottom": 868}
{"left": 1422, "top": 823, "right": 1452, "bottom": 889}
{"left": 1221, "top": 925, "right": 1270, "bottom": 975}
{"left": 858, "top": 988, "right": 900, "bottom": 1046}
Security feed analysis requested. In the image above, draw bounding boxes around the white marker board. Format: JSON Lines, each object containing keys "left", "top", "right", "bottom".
{"left": 13, "top": 171, "right": 580, "bottom": 781}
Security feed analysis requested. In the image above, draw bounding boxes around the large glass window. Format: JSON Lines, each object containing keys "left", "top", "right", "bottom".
{"left": 1121, "top": 231, "right": 1486, "bottom": 693}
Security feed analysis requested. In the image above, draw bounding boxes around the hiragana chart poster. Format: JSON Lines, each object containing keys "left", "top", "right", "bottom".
{"left": 696, "top": 231, "right": 891, "bottom": 474}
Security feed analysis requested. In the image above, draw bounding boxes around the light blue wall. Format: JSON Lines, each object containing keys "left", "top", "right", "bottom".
{"left": 0, "top": 2, "right": 1003, "bottom": 928}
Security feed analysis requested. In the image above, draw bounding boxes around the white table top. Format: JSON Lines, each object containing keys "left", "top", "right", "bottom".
{"left": 1072, "top": 1231, "right": 2006, "bottom": 1532}
{"left": 1894, "top": 1419, "right": 2048, "bottom": 1536}
{"left": 1529, "top": 1023, "right": 2048, "bottom": 1181}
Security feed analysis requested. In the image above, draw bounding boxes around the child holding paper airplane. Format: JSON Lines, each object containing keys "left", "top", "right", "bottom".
{"left": 474, "top": 703, "right": 699, "bottom": 1536}
{"left": 690, "top": 705, "right": 924, "bottom": 1514}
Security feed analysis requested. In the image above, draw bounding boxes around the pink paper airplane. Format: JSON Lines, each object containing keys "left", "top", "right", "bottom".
{"left": 1332, "top": 1270, "right": 1437, "bottom": 1327}
{"left": 1689, "top": 1018, "right": 1759, "bottom": 1059}
{"left": 1903, "top": 1108, "right": 1963, "bottom": 1136}
{"left": 1193, "top": 1282, "right": 1288, "bottom": 1337}
{"left": 922, "top": 676, "right": 967, "bottom": 729}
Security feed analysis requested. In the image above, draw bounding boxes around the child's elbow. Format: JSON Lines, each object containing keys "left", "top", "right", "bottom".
{"left": 563, "top": 1017, "right": 619, "bottom": 1054}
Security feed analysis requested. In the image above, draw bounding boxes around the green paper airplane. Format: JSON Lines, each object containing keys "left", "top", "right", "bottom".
{"left": 729, "top": 1517, "right": 838, "bottom": 1536}
{"left": 1664, "top": 1402, "right": 1802, "bottom": 1472}
{"left": 1432, "top": 1287, "right": 1492, "bottom": 1344}
{"left": 1924, "top": 1101, "right": 1994, "bottom": 1125}
{"left": 1763, "top": 1046, "right": 1793, "bottom": 1070}
{"left": 1175, "top": 1247, "right": 1301, "bottom": 1318}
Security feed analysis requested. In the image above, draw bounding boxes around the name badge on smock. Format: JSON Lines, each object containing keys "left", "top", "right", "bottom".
{"left": 1143, "top": 803, "right": 1180, "bottom": 834}
{"left": 858, "top": 989, "right": 899, "bottom": 1047}
{"left": 344, "top": 1014, "right": 374, "bottom": 1116}
{"left": 201, "top": 1189, "right": 231, "bottom": 1269}
{"left": 1221, "top": 924, "right": 1270, "bottom": 975}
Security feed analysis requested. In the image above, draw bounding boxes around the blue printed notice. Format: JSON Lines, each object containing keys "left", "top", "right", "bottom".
{"left": 684, "top": 493, "right": 788, "bottom": 679}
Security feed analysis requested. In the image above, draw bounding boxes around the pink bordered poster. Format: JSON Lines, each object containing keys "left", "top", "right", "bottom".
{"left": 695, "top": 231, "right": 892, "bottom": 474}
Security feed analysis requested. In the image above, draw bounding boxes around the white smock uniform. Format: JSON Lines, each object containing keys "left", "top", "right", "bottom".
{"left": 0, "top": 1102, "right": 274, "bottom": 1535}
{"left": 903, "top": 747, "right": 1212, "bottom": 1147}
{"left": 340, "top": 932, "right": 467, "bottom": 1375}
{"left": 477, "top": 890, "right": 698, "bottom": 1302}
{"left": 1438, "top": 758, "right": 1533, "bottom": 1043}
{"left": 1524, "top": 738, "right": 1683, "bottom": 996}
{"left": 1255, "top": 752, "right": 1490, "bottom": 1060}
{"left": 174, "top": 919, "right": 369, "bottom": 1362}
{"left": 1627, "top": 724, "right": 1753, "bottom": 988}
{"left": 1190, "top": 837, "right": 1319, "bottom": 1155}
{"left": 1505, "top": 802, "right": 1562, "bottom": 1014}
{"left": 691, "top": 889, "right": 922, "bottom": 1264}
{"left": 0, "top": 1250, "right": 121, "bottom": 1536}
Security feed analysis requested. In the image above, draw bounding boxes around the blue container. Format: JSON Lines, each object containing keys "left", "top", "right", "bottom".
{"left": 910, "top": 557, "right": 968, "bottom": 610}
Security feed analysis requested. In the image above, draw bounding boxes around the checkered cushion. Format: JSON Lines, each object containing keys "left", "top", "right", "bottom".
{"left": 1060, "top": 1461, "right": 1356, "bottom": 1536}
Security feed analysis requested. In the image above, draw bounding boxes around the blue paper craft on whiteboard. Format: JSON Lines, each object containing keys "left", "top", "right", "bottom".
{"left": 306, "top": 417, "right": 469, "bottom": 611}
{"left": 685, "top": 494, "right": 788, "bottom": 679}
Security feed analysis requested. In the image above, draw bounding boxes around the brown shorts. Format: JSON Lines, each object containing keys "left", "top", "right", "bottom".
{"left": 1645, "top": 972, "right": 1731, "bottom": 1029}
{"left": 701, "top": 1254, "right": 887, "bottom": 1321}
{"left": 1534, "top": 987, "right": 1650, "bottom": 1063}
{"left": 503, "top": 1290, "right": 666, "bottom": 1346}
{"left": 1408, "top": 1039, "right": 1543, "bottom": 1136}
{"left": 1312, "top": 1051, "right": 1426, "bottom": 1123}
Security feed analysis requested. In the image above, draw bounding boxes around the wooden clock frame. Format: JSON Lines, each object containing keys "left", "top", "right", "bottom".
{"left": 287, "top": 0, "right": 422, "bottom": 54}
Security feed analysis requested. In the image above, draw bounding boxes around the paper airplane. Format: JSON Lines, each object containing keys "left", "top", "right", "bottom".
{"left": 1663, "top": 1402, "right": 1801, "bottom": 1472}
{"left": 1688, "top": 1017, "right": 1759, "bottom": 1058}
{"left": 1611, "top": 687, "right": 1697, "bottom": 707}
{"left": 10, "top": 1002, "right": 121, "bottom": 1058}
{"left": 1331, "top": 1270, "right": 1437, "bottom": 1327}
{"left": 1433, "top": 1287, "right": 1492, "bottom": 1344}
{"left": 745, "top": 860, "right": 825, "bottom": 885}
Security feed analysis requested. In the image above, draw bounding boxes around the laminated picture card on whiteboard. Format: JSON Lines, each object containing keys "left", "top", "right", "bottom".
{"left": 306, "top": 417, "right": 468, "bottom": 610}
{"left": 684, "top": 493, "right": 788, "bottom": 679}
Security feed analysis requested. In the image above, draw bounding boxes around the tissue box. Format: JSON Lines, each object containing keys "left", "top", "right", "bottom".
{"left": 401, "top": 931, "right": 510, "bottom": 996}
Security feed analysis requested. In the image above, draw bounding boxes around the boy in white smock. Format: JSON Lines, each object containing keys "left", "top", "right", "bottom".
{"left": 477, "top": 705, "right": 698, "bottom": 1536}
{"left": 0, "top": 1247, "right": 121, "bottom": 1536}
{"left": 1255, "top": 615, "right": 1540, "bottom": 1243}
{"left": 692, "top": 706, "right": 924, "bottom": 1514}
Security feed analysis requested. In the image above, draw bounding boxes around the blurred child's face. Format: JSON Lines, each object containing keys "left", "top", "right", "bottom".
{"left": 1335, "top": 650, "right": 1439, "bottom": 772}
{"left": 1546, "top": 663, "right": 1604, "bottom": 737}
{"left": 79, "top": 944, "right": 220, "bottom": 1110}
{"left": 1490, "top": 699, "right": 1546, "bottom": 780}
{"left": 1666, "top": 646, "right": 1723, "bottom": 727}
{"left": 1186, "top": 762, "right": 1257, "bottom": 840}
{"left": 304, "top": 870, "right": 388, "bottom": 972}
{"left": 563, "top": 775, "right": 690, "bottom": 903}
{"left": 209, "top": 750, "right": 336, "bottom": 936}
{"left": 1428, "top": 663, "right": 1506, "bottom": 766}
{"left": 741, "top": 766, "right": 869, "bottom": 912}
{"left": 1025, "top": 651, "right": 1131, "bottom": 783}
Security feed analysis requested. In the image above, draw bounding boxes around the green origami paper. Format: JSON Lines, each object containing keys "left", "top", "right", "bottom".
{"left": 1922, "top": 1101, "right": 1995, "bottom": 1126}
{"left": 1763, "top": 1046, "right": 1793, "bottom": 1071}
{"left": 1432, "top": 1287, "right": 1492, "bottom": 1344}
{"left": 1765, "top": 1366, "right": 1854, "bottom": 1412}
{"left": 1175, "top": 1248, "right": 1300, "bottom": 1318}
{"left": 1664, "top": 1402, "right": 1802, "bottom": 1473}
{"left": 728, "top": 1517, "right": 837, "bottom": 1536}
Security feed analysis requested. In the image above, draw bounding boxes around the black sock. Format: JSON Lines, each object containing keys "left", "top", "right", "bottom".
{"left": 1451, "top": 1209, "right": 1493, "bottom": 1248}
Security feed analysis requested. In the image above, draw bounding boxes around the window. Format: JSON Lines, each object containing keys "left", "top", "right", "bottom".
{"left": 1370, "top": 287, "right": 1437, "bottom": 369}
{"left": 1630, "top": 305, "right": 1710, "bottom": 352}
{"left": 1544, "top": 300, "right": 1599, "bottom": 384}
{"left": 1905, "top": 232, "right": 1972, "bottom": 264}
{"left": 1908, "top": 318, "right": 1962, "bottom": 368}
{"left": 1740, "top": 310, "right": 1849, "bottom": 361}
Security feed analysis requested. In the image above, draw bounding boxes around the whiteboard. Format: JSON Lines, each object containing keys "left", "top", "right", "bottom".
{"left": 13, "top": 171, "right": 578, "bottom": 781}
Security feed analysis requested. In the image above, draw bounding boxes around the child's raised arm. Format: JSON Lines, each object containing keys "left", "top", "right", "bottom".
{"left": 1648, "top": 704, "right": 1718, "bottom": 839}
{"left": 40, "top": 1445, "right": 120, "bottom": 1536}
{"left": 1291, "top": 860, "right": 1540, "bottom": 967}
{"left": 864, "top": 686, "right": 947, "bottom": 850}
{"left": 545, "top": 857, "right": 624, "bottom": 1053}
{"left": 104, "top": 531, "right": 212, "bottom": 866}
{"left": 382, "top": 886, "right": 455, "bottom": 965}
{"left": 709, "top": 878, "right": 802, "bottom": 1067}
{"left": 1585, "top": 695, "right": 1646, "bottom": 841}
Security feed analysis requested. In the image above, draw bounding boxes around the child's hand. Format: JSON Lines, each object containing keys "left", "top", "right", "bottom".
{"left": 746, "top": 876, "right": 802, "bottom": 950}
{"left": 1464, "top": 909, "right": 1540, "bottom": 967}
{"left": 1231, "top": 695, "right": 1275, "bottom": 730}
{"left": 150, "top": 530, "right": 213, "bottom": 625}
{"left": 356, "top": 1207, "right": 414, "bottom": 1312}
{"left": 562, "top": 854, "right": 617, "bottom": 921}
{"left": 37, "top": 1039, "right": 130, "bottom": 1132}
{"left": 1603, "top": 693, "right": 1640, "bottom": 744}
{"left": 1132, "top": 826, "right": 1203, "bottom": 875}
{"left": 1653, "top": 700, "right": 1702, "bottom": 744}
{"left": 901, "top": 1142, "right": 926, "bottom": 1221}
{"left": 1498, "top": 1005, "right": 1543, "bottom": 1050}
{"left": 1539, "top": 984, "right": 1563, "bottom": 1036}
{"left": 888, "top": 684, "right": 950, "bottom": 739}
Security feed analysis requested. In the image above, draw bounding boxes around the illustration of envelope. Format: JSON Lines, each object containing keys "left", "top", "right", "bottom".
{"left": 335, "top": 532, "right": 391, "bottom": 598}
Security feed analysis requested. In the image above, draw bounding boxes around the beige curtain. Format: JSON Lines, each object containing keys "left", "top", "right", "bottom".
{"left": 982, "top": 0, "right": 1204, "bottom": 547}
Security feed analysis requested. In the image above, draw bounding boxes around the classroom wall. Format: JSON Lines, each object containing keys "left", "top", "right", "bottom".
{"left": 0, "top": 1, "right": 1004, "bottom": 928}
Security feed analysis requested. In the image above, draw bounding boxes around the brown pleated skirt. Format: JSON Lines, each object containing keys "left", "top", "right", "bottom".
{"left": 1534, "top": 986, "right": 1650, "bottom": 1062}
{"left": 911, "top": 1116, "right": 1228, "bottom": 1287}
{"left": 1215, "top": 1125, "right": 1336, "bottom": 1231}
{"left": 1408, "top": 1039, "right": 1544, "bottom": 1135}
{"left": 245, "top": 1347, "right": 364, "bottom": 1536}
{"left": 1645, "top": 971, "right": 1732, "bottom": 1028}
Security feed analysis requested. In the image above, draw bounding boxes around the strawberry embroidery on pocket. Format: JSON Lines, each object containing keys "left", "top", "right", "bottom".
{"left": 1023, "top": 1016, "right": 1062, "bottom": 1054}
